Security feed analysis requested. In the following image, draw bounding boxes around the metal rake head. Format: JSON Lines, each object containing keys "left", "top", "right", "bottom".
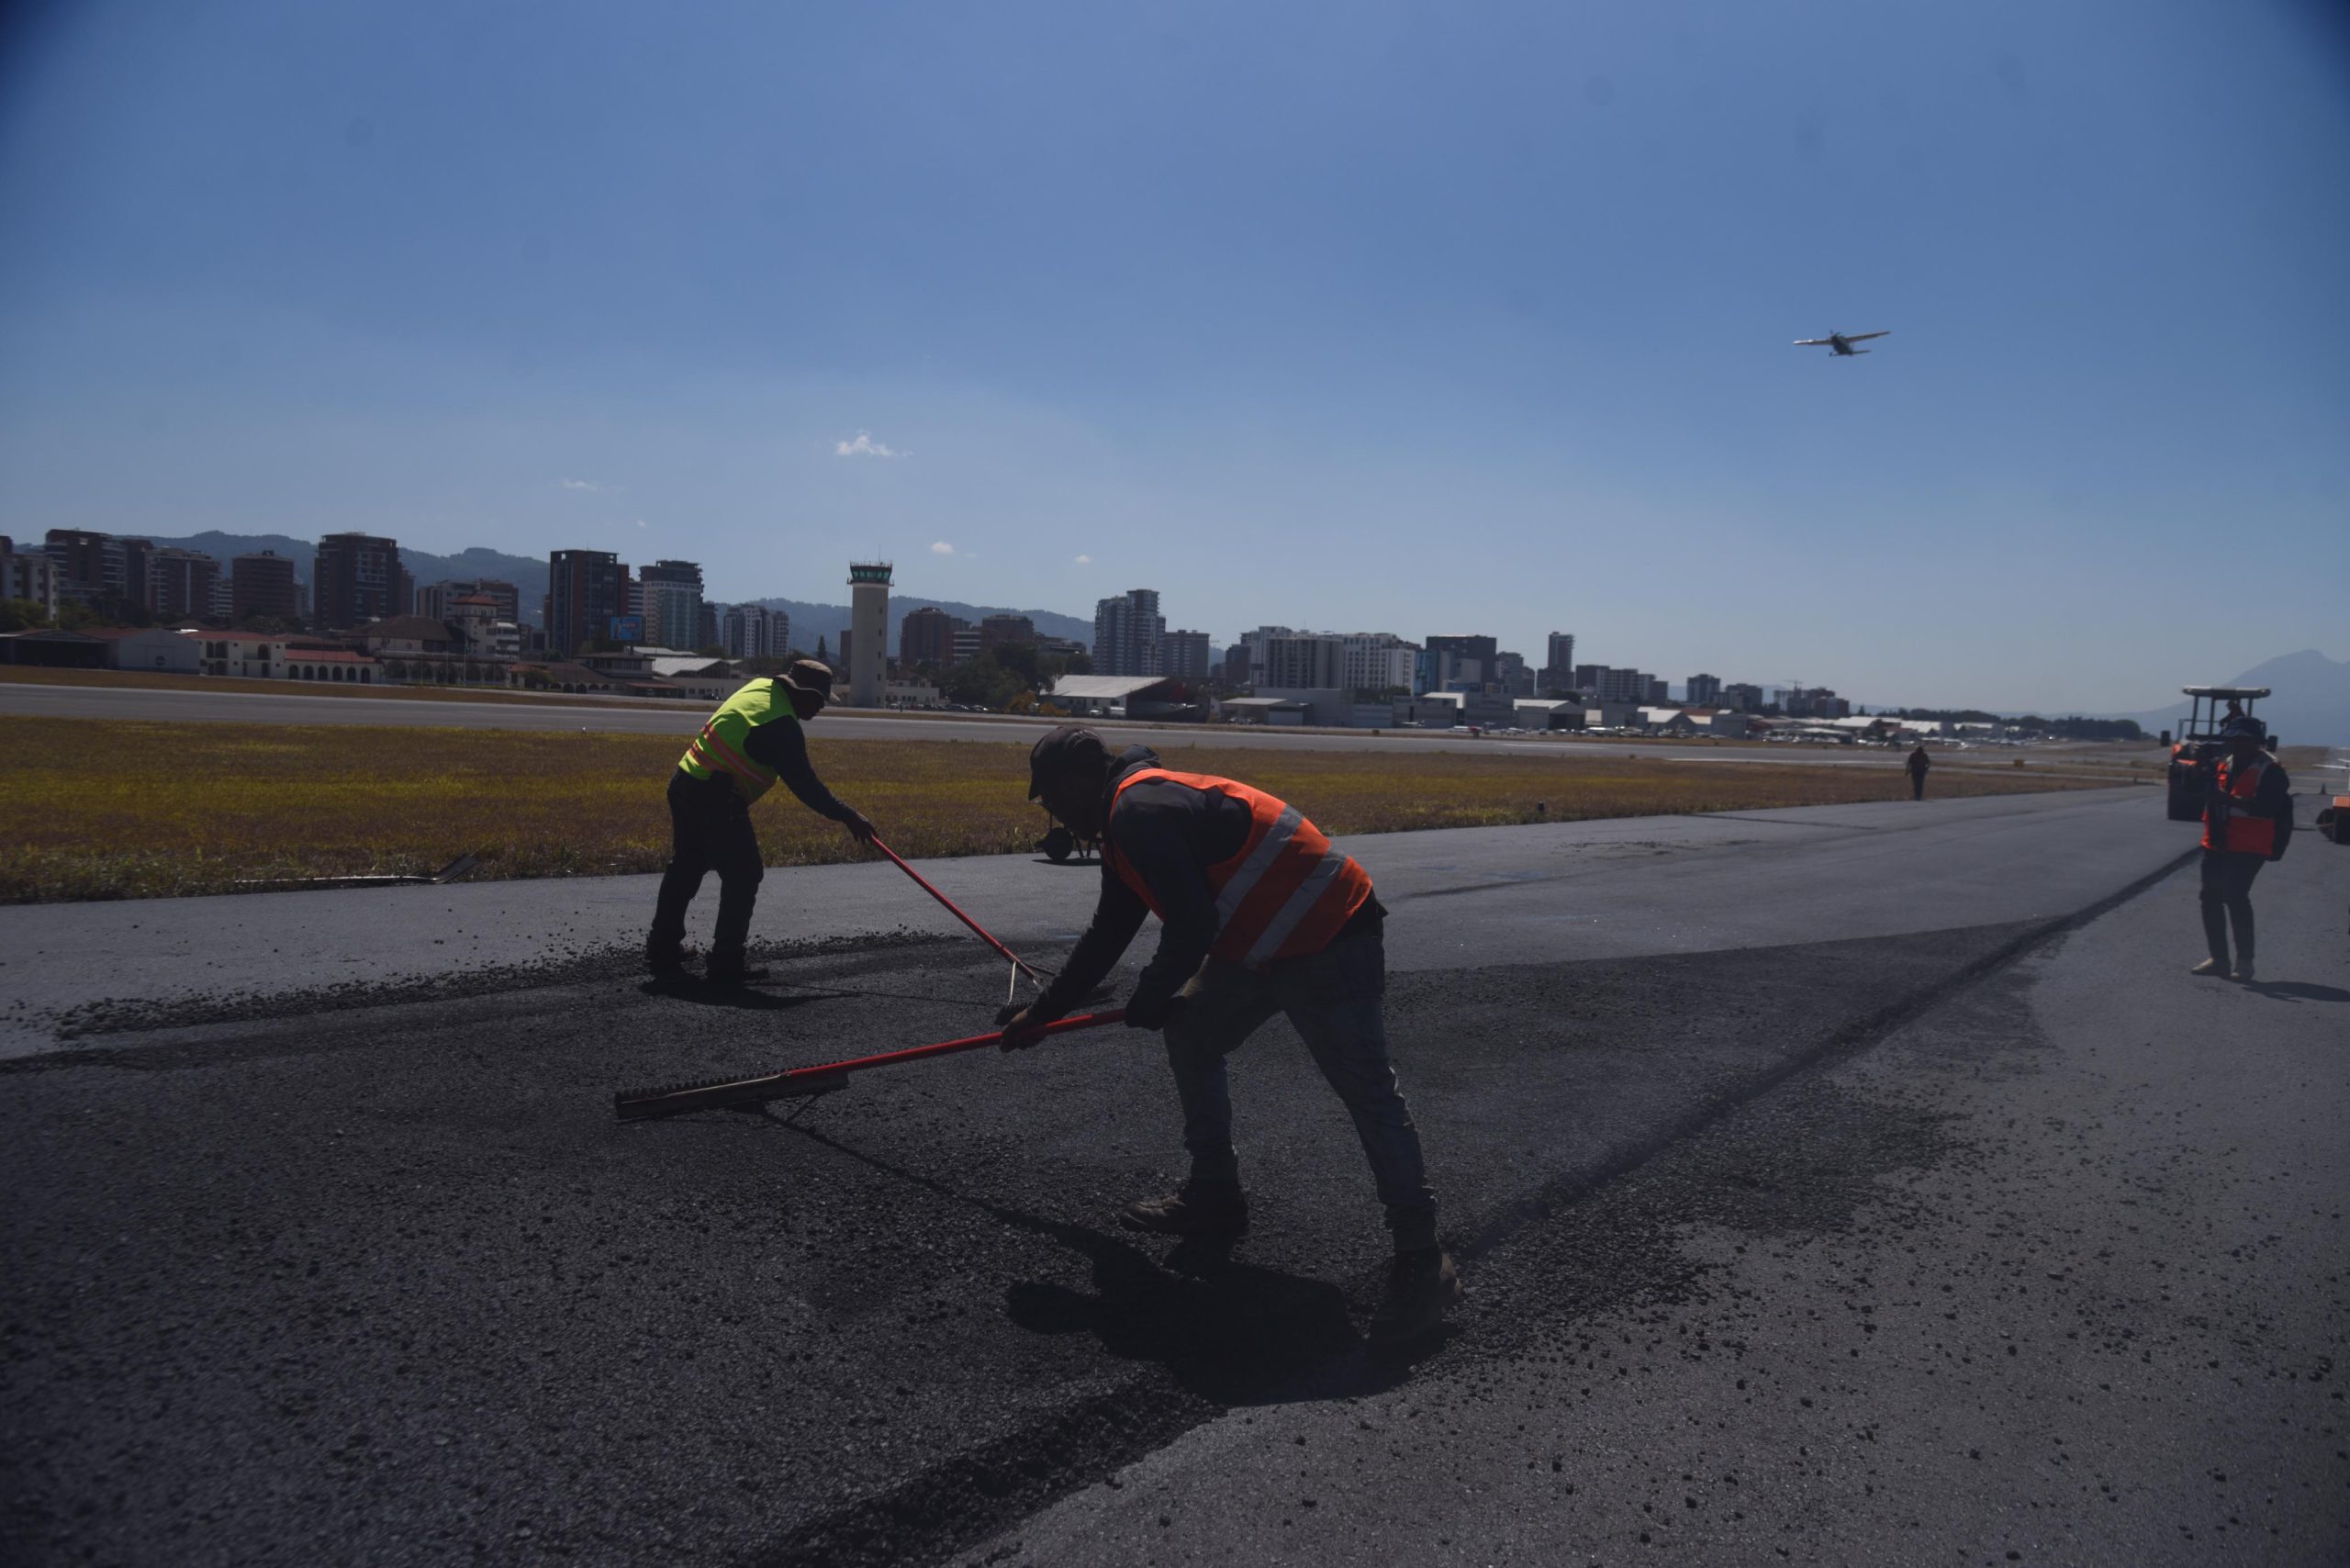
{"left": 613, "top": 1069, "right": 849, "bottom": 1122}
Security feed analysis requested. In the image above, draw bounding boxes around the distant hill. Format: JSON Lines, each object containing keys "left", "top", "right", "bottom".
{"left": 144, "top": 532, "right": 552, "bottom": 624}
{"left": 745, "top": 596, "right": 1094, "bottom": 656}
{"left": 2123, "top": 649, "right": 2350, "bottom": 747}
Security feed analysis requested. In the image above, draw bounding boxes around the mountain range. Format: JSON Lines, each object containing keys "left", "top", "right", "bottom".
{"left": 138, "top": 533, "right": 1093, "bottom": 651}
{"left": 2121, "top": 648, "right": 2350, "bottom": 747}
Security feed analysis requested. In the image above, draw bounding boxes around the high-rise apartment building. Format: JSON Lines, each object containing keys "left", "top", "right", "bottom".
{"left": 1575, "top": 664, "right": 1650, "bottom": 703}
{"left": 635, "top": 560, "right": 705, "bottom": 651}
{"left": 148, "top": 547, "right": 221, "bottom": 621}
{"left": 1092, "top": 589, "right": 1164, "bottom": 677}
{"left": 419, "top": 578, "right": 520, "bottom": 626}
{"left": 1424, "top": 633, "right": 1498, "bottom": 689}
{"left": 949, "top": 626, "right": 982, "bottom": 667}
{"left": 313, "top": 532, "right": 403, "bottom": 631}
{"left": 1686, "top": 673, "right": 1722, "bottom": 708}
{"left": 229, "top": 551, "right": 300, "bottom": 624}
{"left": 548, "top": 549, "right": 630, "bottom": 656}
{"left": 846, "top": 562, "right": 892, "bottom": 705}
{"left": 1259, "top": 631, "right": 1345, "bottom": 689}
{"left": 900, "top": 606, "right": 965, "bottom": 669}
{"left": 1233, "top": 625, "right": 1298, "bottom": 688}
{"left": 1340, "top": 633, "right": 1417, "bottom": 695}
{"left": 43, "top": 529, "right": 153, "bottom": 615}
{"left": 722, "top": 603, "right": 785, "bottom": 660}
{"left": 1159, "top": 629, "right": 1212, "bottom": 680}
{"left": 1546, "top": 633, "right": 1576, "bottom": 678}
{"left": 979, "top": 613, "right": 1036, "bottom": 652}
{"left": 1721, "top": 682, "right": 1764, "bottom": 714}
{"left": 1, "top": 538, "right": 60, "bottom": 621}
{"left": 1645, "top": 676, "right": 1669, "bottom": 704}
{"left": 1539, "top": 633, "right": 1577, "bottom": 694}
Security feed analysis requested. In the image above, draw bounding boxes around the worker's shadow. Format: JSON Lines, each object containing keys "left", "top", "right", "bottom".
{"left": 2245, "top": 980, "right": 2350, "bottom": 1005}
{"left": 781, "top": 1121, "right": 1427, "bottom": 1407}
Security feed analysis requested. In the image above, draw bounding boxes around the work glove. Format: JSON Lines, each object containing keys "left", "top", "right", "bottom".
{"left": 997, "top": 1005, "right": 1051, "bottom": 1053}
{"left": 1121, "top": 992, "right": 1189, "bottom": 1033}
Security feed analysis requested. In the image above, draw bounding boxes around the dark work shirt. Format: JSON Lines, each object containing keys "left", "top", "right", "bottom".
{"left": 1030, "top": 745, "right": 1382, "bottom": 1021}
{"left": 722, "top": 689, "right": 857, "bottom": 823}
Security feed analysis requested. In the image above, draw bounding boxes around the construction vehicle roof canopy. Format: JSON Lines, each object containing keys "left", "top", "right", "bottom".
{"left": 2181, "top": 686, "right": 2271, "bottom": 699}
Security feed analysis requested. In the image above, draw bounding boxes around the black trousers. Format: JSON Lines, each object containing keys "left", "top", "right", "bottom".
{"left": 648, "top": 769, "right": 763, "bottom": 964}
{"left": 1908, "top": 770, "right": 1927, "bottom": 801}
{"left": 2198, "top": 849, "right": 2262, "bottom": 968}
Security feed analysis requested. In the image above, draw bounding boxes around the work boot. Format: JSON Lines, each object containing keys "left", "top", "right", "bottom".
{"left": 2189, "top": 958, "right": 2230, "bottom": 978}
{"left": 703, "top": 955, "right": 772, "bottom": 987}
{"left": 1368, "top": 1248, "right": 1462, "bottom": 1346}
{"left": 646, "top": 942, "right": 694, "bottom": 987}
{"left": 2233, "top": 958, "right": 2255, "bottom": 982}
{"left": 1120, "top": 1180, "right": 1249, "bottom": 1237}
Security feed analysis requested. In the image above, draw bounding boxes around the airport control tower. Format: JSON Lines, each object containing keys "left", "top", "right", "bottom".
{"left": 846, "top": 560, "right": 891, "bottom": 708}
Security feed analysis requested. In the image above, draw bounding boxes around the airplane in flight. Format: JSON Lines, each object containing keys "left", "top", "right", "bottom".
{"left": 1795, "top": 330, "right": 1890, "bottom": 356}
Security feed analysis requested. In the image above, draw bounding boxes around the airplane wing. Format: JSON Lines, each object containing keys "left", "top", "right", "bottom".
{"left": 1844, "top": 330, "right": 1889, "bottom": 342}
{"left": 1792, "top": 338, "right": 1830, "bottom": 347}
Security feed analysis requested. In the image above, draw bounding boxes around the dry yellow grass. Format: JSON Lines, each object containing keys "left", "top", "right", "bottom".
{"left": 0, "top": 716, "right": 2125, "bottom": 903}
{"left": 0, "top": 663, "right": 676, "bottom": 709}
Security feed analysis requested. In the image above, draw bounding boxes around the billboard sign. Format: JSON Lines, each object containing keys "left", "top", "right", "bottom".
{"left": 608, "top": 614, "right": 645, "bottom": 645}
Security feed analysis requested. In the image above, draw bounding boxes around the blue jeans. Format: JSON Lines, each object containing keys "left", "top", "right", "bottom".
{"left": 1162, "top": 931, "right": 1439, "bottom": 1250}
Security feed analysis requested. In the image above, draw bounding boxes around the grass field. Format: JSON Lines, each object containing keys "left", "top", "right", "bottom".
{"left": 0, "top": 663, "right": 673, "bottom": 709}
{"left": 0, "top": 716, "right": 2130, "bottom": 903}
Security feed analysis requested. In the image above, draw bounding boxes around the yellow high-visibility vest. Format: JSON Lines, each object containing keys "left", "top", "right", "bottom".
{"left": 677, "top": 680, "right": 795, "bottom": 801}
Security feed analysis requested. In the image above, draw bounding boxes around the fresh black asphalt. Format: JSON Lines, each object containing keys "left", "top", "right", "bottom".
{"left": 3, "top": 784, "right": 2344, "bottom": 1565}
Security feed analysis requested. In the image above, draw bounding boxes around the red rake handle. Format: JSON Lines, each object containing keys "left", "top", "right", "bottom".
{"left": 612, "top": 1010, "right": 1127, "bottom": 1120}
{"left": 871, "top": 836, "right": 1048, "bottom": 981}
{"left": 782, "top": 1007, "right": 1126, "bottom": 1083}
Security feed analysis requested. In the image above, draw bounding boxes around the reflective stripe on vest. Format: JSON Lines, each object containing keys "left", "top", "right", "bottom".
{"left": 1106, "top": 768, "right": 1373, "bottom": 969}
{"left": 677, "top": 680, "right": 790, "bottom": 801}
{"left": 2201, "top": 755, "right": 2276, "bottom": 856}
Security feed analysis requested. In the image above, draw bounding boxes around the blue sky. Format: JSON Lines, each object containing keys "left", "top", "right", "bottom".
{"left": 2, "top": 0, "right": 2344, "bottom": 711}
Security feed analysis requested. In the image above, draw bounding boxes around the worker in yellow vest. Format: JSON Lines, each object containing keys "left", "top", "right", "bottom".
{"left": 1001, "top": 725, "right": 1459, "bottom": 1346}
{"left": 648, "top": 659, "right": 874, "bottom": 986}
{"left": 2192, "top": 725, "right": 2290, "bottom": 981}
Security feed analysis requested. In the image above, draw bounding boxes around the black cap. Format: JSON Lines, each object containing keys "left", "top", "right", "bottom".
{"left": 1028, "top": 724, "right": 1108, "bottom": 800}
{"left": 778, "top": 659, "right": 834, "bottom": 706}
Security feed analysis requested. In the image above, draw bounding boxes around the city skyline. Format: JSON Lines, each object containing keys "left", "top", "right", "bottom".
{"left": 10, "top": 519, "right": 2315, "bottom": 717}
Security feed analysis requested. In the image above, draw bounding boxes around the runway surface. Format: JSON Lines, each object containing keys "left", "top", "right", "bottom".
{"left": 0, "top": 678, "right": 2142, "bottom": 774}
{"left": 4, "top": 783, "right": 2344, "bottom": 1565}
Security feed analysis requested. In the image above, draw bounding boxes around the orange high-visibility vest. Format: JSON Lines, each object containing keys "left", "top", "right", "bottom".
{"left": 2201, "top": 755, "right": 2277, "bottom": 856}
{"left": 1105, "top": 768, "right": 1374, "bottom": 969}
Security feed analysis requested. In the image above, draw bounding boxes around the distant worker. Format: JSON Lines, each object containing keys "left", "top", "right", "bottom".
{"left": 1906, "top": 744, "right": 1932, "bottom": 801}
{"left": 1002, "top": 726, "right": 1459, "bottom": 1346}
{"left": 2192, "top": 724, "right": 2291, "bottom": 982}
{"left": 647, "top": 659, "right": 875, "bottom": 986}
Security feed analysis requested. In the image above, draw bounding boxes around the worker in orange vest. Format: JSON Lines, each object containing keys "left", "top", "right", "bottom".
{"left": 2193, "top": 726, "right": 2291, "bottom": 981}
{"left": 1001, "top": 726, "right": 1459, "bottom": 1345}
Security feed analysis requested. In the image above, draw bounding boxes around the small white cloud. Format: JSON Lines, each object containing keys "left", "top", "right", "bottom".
{"left": 835, "top": 431, "right": 904, "bottom": 458}
{"left": 633, "top": 519, "right": 648, "bottom": 529}
{"left": 1072, "top": 554, "right": 1093, "bottom": 565}
{"left": 559, "top": 477, "right": 606, "bottom": 492}
{"left": 929, "top": 541, "right": 955, "bottom": 555}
